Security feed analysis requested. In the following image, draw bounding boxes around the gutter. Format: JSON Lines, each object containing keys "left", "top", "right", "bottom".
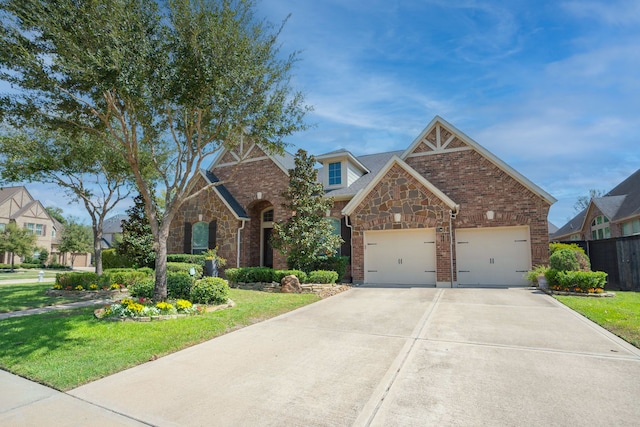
{"left": 237, "top": 219, "right": 246, "bottom": 268}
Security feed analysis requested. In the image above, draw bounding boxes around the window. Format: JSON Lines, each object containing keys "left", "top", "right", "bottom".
{"left": 263, "top": 209, "right": 274, "bottom": 223}
{"left": 622, "top": 219, "right": 640, "bottom": 236}
{"left": 25, "top": 223, "right": 44, "bottom": 236}
{"left": 192, "top": 222, "right": 209, "bottom": 254}
{"left": 328, "top": 162, "right": 342, "bottom": 186}
{"left": 590, "top": 215, "right": 610, "bottom": 240}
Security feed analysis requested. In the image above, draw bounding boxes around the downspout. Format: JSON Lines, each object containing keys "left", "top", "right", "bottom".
{"left": 237, "top": 219, "right": 246, "bottom": 268}
{"left": 344, "top": 214, "right": 354, "bottom": 285}
{"left": 449, "top": 208, "right": 458, "bottom": 288}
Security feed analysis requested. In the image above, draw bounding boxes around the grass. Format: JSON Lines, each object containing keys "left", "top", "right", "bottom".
{"left": 0, "top": 269, "right": 68, "bottom": 280}
{"left": 0, "top": 282, "right": 81, "bottom": 313}
{"left": 556, "top": 291, "right": 640, "bottom": 349}
{"left": 0, "top": 289, "right": 320, "bottom": 391}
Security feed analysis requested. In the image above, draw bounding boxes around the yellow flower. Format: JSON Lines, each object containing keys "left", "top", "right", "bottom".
{"left": 156, "top": 302, "right": 174, "bottom": 311}
{"left": 53, "top": 284, "right": 62, "bottom": 290}
{"left": 176, "top": 299, "right": 192, "bottom": 310}
{"left": 89, "top": 284, "right": 99, "bottom": 290}
{"left": 75, "top": 285, "right": 84, "bottom": 291}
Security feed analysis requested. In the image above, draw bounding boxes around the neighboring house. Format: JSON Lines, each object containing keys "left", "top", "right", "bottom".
{"left": 552, "top": 169, "right": 640, "bottom": 242}
{"left": 0, "top": 186, "right": 55, "bottom": 265}
{"left": 101, "top": 214, "right": 128, "bottom": 248}
{"left": 50, "top": 218, "right": 92, "bottom": 268}
{"left": 169, "top": 116, "right": 556, "bottom": 287}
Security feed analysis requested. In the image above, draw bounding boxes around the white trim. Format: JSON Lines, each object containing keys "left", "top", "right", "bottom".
{"left": 341, "top": 156, "right": 459, "bottom": 216}
{"left": 207, "top": 143, "right": 291, "bottom": 177}
{"left": 406, "top": 146, "right": 473, "bottom": 157}
{"left": 401, "top": 116, "right": 557, "bottom": 205}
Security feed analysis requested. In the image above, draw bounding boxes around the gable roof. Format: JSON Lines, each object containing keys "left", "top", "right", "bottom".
{"left": 552, "top": 168, "right": 640, "bottom": 240}
{"left": 103, "top": 214, "right": 129, "bottom": 234}
{"left": 342, "top": 156, "right": 459, "bottom": 216}
{"left": 201, "top": 170, "right": 249, "bottom": 220}
{"left": 208, "top": 142, "right": 296, "bottom": 176}
{"left": 401, "top": 116, "right": 557, "bottom": 205}
{"left": 324, "top": 150, "right": 402, "bottom": 200}
{"left": 0, "top": 186, "right": 24, "bottom": 205}
{"left": 316, "top": 149, "right": 370, "bottom": 174}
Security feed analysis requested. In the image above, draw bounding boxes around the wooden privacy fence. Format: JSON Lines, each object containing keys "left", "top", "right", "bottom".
{"left": 562, "top": 235, "right": 640, "bottom": 291}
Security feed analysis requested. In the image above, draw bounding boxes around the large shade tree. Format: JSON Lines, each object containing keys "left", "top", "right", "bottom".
{"left": 0, "top": 131, "right": 132, "bottom": 274}
{"left": 0, "top": 0, "right": 309, "bottom": 300}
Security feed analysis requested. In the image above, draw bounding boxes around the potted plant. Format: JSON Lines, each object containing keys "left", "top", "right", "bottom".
{"left": 203, "top": 247, "right": 226, "bottom": 277}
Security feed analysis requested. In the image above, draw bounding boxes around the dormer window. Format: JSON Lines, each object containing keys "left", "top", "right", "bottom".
{"left": 590, "top": 215, "right": 610, "bottom": 240}
{"left": 328, "top": 162, "right": 342, "bottom": 186}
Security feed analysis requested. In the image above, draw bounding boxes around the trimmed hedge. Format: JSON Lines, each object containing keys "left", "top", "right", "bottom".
{"left": 224, "top": 267, "right": 275, "bottom": 283}
{"left": 19, "top": 263, "right": 43, "bottom": 269}
{"left": 102, "top": 248, "right": 134, "bottom": 269}
{"left": 167, "top": 271, "right": 195, "bottom": 300}
{"left": 308, "top": 270, "right": 338, "bottom": 284}
{"left": 167, "top": 254, "right": 206, "bottom": 268}
{"left": 99, "top": 269, "right": 152, "bottom": 288}
{"left": 309, "top": 256, "right": 349, "bottom": 282}
{"left": 191, "top": 277, "right": 229, "bottom": 304}
{"left": 167, "top": 262, "right": 203, "bottom": 278}
{"left": 555, "top": 270, "right": 607, "bottom": 293}
{"left": 55, "top": 272, "right": 100, "bottom": 289}
{"left": 129, "top": 279, "right": 155, "bottom": 299}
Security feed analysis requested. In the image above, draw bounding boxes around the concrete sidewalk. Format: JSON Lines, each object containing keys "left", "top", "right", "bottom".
{"left": 2, "top": 287, "right": 640, "bottom": 426}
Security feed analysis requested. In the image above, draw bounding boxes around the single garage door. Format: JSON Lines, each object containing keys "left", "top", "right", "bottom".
{"left": 455, "top": 226, "right": 531, "bottom": 287}
{"left": 364, "top": 229, "right": 436, "bottom": 285}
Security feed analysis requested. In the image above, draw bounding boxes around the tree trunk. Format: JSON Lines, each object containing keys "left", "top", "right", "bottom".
{"left": 153, "top": 227, "right": 170, "bottom": 301}
{"left": 93, "top": 227, "right": 103, "bottom": 275}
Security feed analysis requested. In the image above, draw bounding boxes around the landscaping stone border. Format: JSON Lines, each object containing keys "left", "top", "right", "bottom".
{"left": 538, "top": 287, "right": 615, "bottom": 298}
{"left": 231, "top": 282, "right": 351, "bottom": 298}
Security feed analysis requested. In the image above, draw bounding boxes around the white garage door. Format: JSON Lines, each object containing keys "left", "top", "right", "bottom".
{"left": 455, "top": 226, "right": 531, "bottom": 287}
{"left": 364, "top": 229, "right": 436, "bottom": 285}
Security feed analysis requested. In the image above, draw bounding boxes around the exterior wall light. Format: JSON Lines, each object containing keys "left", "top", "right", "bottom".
{"left": 198, "top": 214, "right": 203, "bottom": 222}
{"left": 256, "top": 192, "right": 263, "bottom": 200}
{"left": 486, "top": 210, "right": 494, "bottom": 220}
{"left": 394, "top": 213, "right": 402, "bottom": 223}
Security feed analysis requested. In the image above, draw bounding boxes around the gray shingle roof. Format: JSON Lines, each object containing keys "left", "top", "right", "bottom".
{"left": 552, "top": 208, "right": 587, "bottom": 239}
{"left": 204, "top": 170, "right": 249, "bottom": 219}
{"left": 324, "top": 150, "right": 403, "bottom": 198}
{"left": 103, "top": 214, "right": 129, "bottom": 233}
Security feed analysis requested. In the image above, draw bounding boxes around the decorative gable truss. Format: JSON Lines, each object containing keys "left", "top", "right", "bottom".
{"left": 210, "top": 141, "right": 291, "bottom": 176}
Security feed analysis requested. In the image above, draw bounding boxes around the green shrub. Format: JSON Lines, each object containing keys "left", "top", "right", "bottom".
{"left": 308, "top": 270, "right": 338, "bottom": 284}
{"left": 137, "top": 267, "right": 154, "bottom": 276}
{"left": 167, "top": 254, "right": 206, "bottom": 268}
{"left": 524, "top": 265, "right": 549, "bottom": 285}
{"left": 99, "top": 270, "right": 150, "bottom": 288}
{"left": 45, "top": 263, "right": 70, "bottom": 270}
{"left": 190, "top": 277, "right": 230, "bottom": 304}
{"left": 544, "top": 269, "right": 560, "bottom": 287}
{"left": 309, "top": 256, "right": 349, "bottom": 282}
{"left": 549, "top": 242, "right": 586, "bottom": 256}
{"left": 20, "top": 263, "right": 42, "bottom": 269}
{"left": 0, "top": 263, "right": 12, "bottom": 269}
{"left": 549, "top": 249, "right": 580, "bottom": 272}
{"left": 56, "top": 272, "right": 100, "bottom": 289}
{"left": 274, "top": 269, "right": 308, "bottom": 284}
{"left": 556, "top": 270, "right": 607, "bottom": 292}
{"left": 167, "top": 271, "right": 194, "bottom": 300}
{"left": 224, "top": 267, "right": 240, "bottom": 283}
{"left": 128, "top": 279, "right": 155, "bottom": 299}
{"left": 102, "top": 248, "right": 134, "bottom": 269}
{"left": 167, "top": 262, "right": 203, "bottom": 278}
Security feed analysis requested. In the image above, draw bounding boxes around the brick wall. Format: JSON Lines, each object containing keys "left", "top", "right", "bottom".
{"left": 405, "top": 149, "right": 551, "bottom": 270}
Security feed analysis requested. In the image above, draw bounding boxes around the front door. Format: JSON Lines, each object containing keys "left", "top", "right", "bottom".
{"left": 263, "top": 227, "right": 273, "bottom": 268}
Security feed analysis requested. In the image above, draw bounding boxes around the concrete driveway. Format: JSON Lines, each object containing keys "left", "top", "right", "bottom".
{"left": 3, "top": 287, "right": 640, "bottom": 426}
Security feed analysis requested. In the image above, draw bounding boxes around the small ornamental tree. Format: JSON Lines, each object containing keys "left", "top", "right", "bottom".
{"left": 0, "top": 222, "right": 37, "bottom": 270}
{"left": 271, "top": 149, "right": 343, "bottom": 272}
{"left": 58, "top": 220, "right": 92, "bottom": 268}
{"left": 117, "top": 193, "right": 156, "bottom": 269}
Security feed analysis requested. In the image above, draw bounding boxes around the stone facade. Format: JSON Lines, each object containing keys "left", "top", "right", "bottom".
{"left": 348, "top": 163, "right": 454, "bottom": 283}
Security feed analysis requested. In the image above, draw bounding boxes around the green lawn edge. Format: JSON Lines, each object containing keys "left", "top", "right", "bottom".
{"left": 555, "top": 291, "right": 640, "bottom": 349}
{"left": 0, "top": 289, "right": 320, "bottom": 391}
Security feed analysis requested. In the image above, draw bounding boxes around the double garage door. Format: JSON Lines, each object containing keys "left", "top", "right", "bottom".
{"left": 364, "top": 226, "right": 531, "bottom": 287}
{"left": 455, "top": 226, "right": 531, "bottom": 287}
{"left": 364, "top": 229, "right": 436, "bottom": 285}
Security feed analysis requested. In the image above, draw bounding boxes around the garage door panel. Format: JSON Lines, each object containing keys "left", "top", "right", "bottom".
{"left": 365, "top": 230, "right": 436, "bottom": 285}
{"left": 456, "top": 227, "right": 531, "bottom": 287}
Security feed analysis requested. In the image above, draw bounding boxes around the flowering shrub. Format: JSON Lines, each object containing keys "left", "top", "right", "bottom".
{"left": 75, "top": 285, "right": 84, "bottom": 291}
{"left": 89, "top": 284, "right": 99, "bottom": 290}
{"left": 53, "top": 283, "right": 62, "bottom": 290}
{"left": 110, "top": 283, "right": 122, "bottom": 290}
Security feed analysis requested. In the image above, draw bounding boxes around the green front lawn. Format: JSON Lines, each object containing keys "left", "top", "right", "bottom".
{"left": 556, "top": 291, "right": 640, "bottom": 349}
{"left": 0, "top": 282, "right": 81, "bottom": 313}
{"left": 0, "top": 269, "right": 68, "bottom": 280}
{"left": 0, "top": 289, "right": 320, "bottom": 390}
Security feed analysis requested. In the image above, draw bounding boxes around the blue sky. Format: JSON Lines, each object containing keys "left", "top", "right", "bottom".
{"left": 6, "top": 0, "right": 640, "bottom": 227}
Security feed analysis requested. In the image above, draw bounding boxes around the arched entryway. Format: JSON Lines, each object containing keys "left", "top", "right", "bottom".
{"left": 246, "top": 200, "right": 274, "bottom": 267}
{"left": 261, "top": 208, "right": 274, "bottom": 268}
